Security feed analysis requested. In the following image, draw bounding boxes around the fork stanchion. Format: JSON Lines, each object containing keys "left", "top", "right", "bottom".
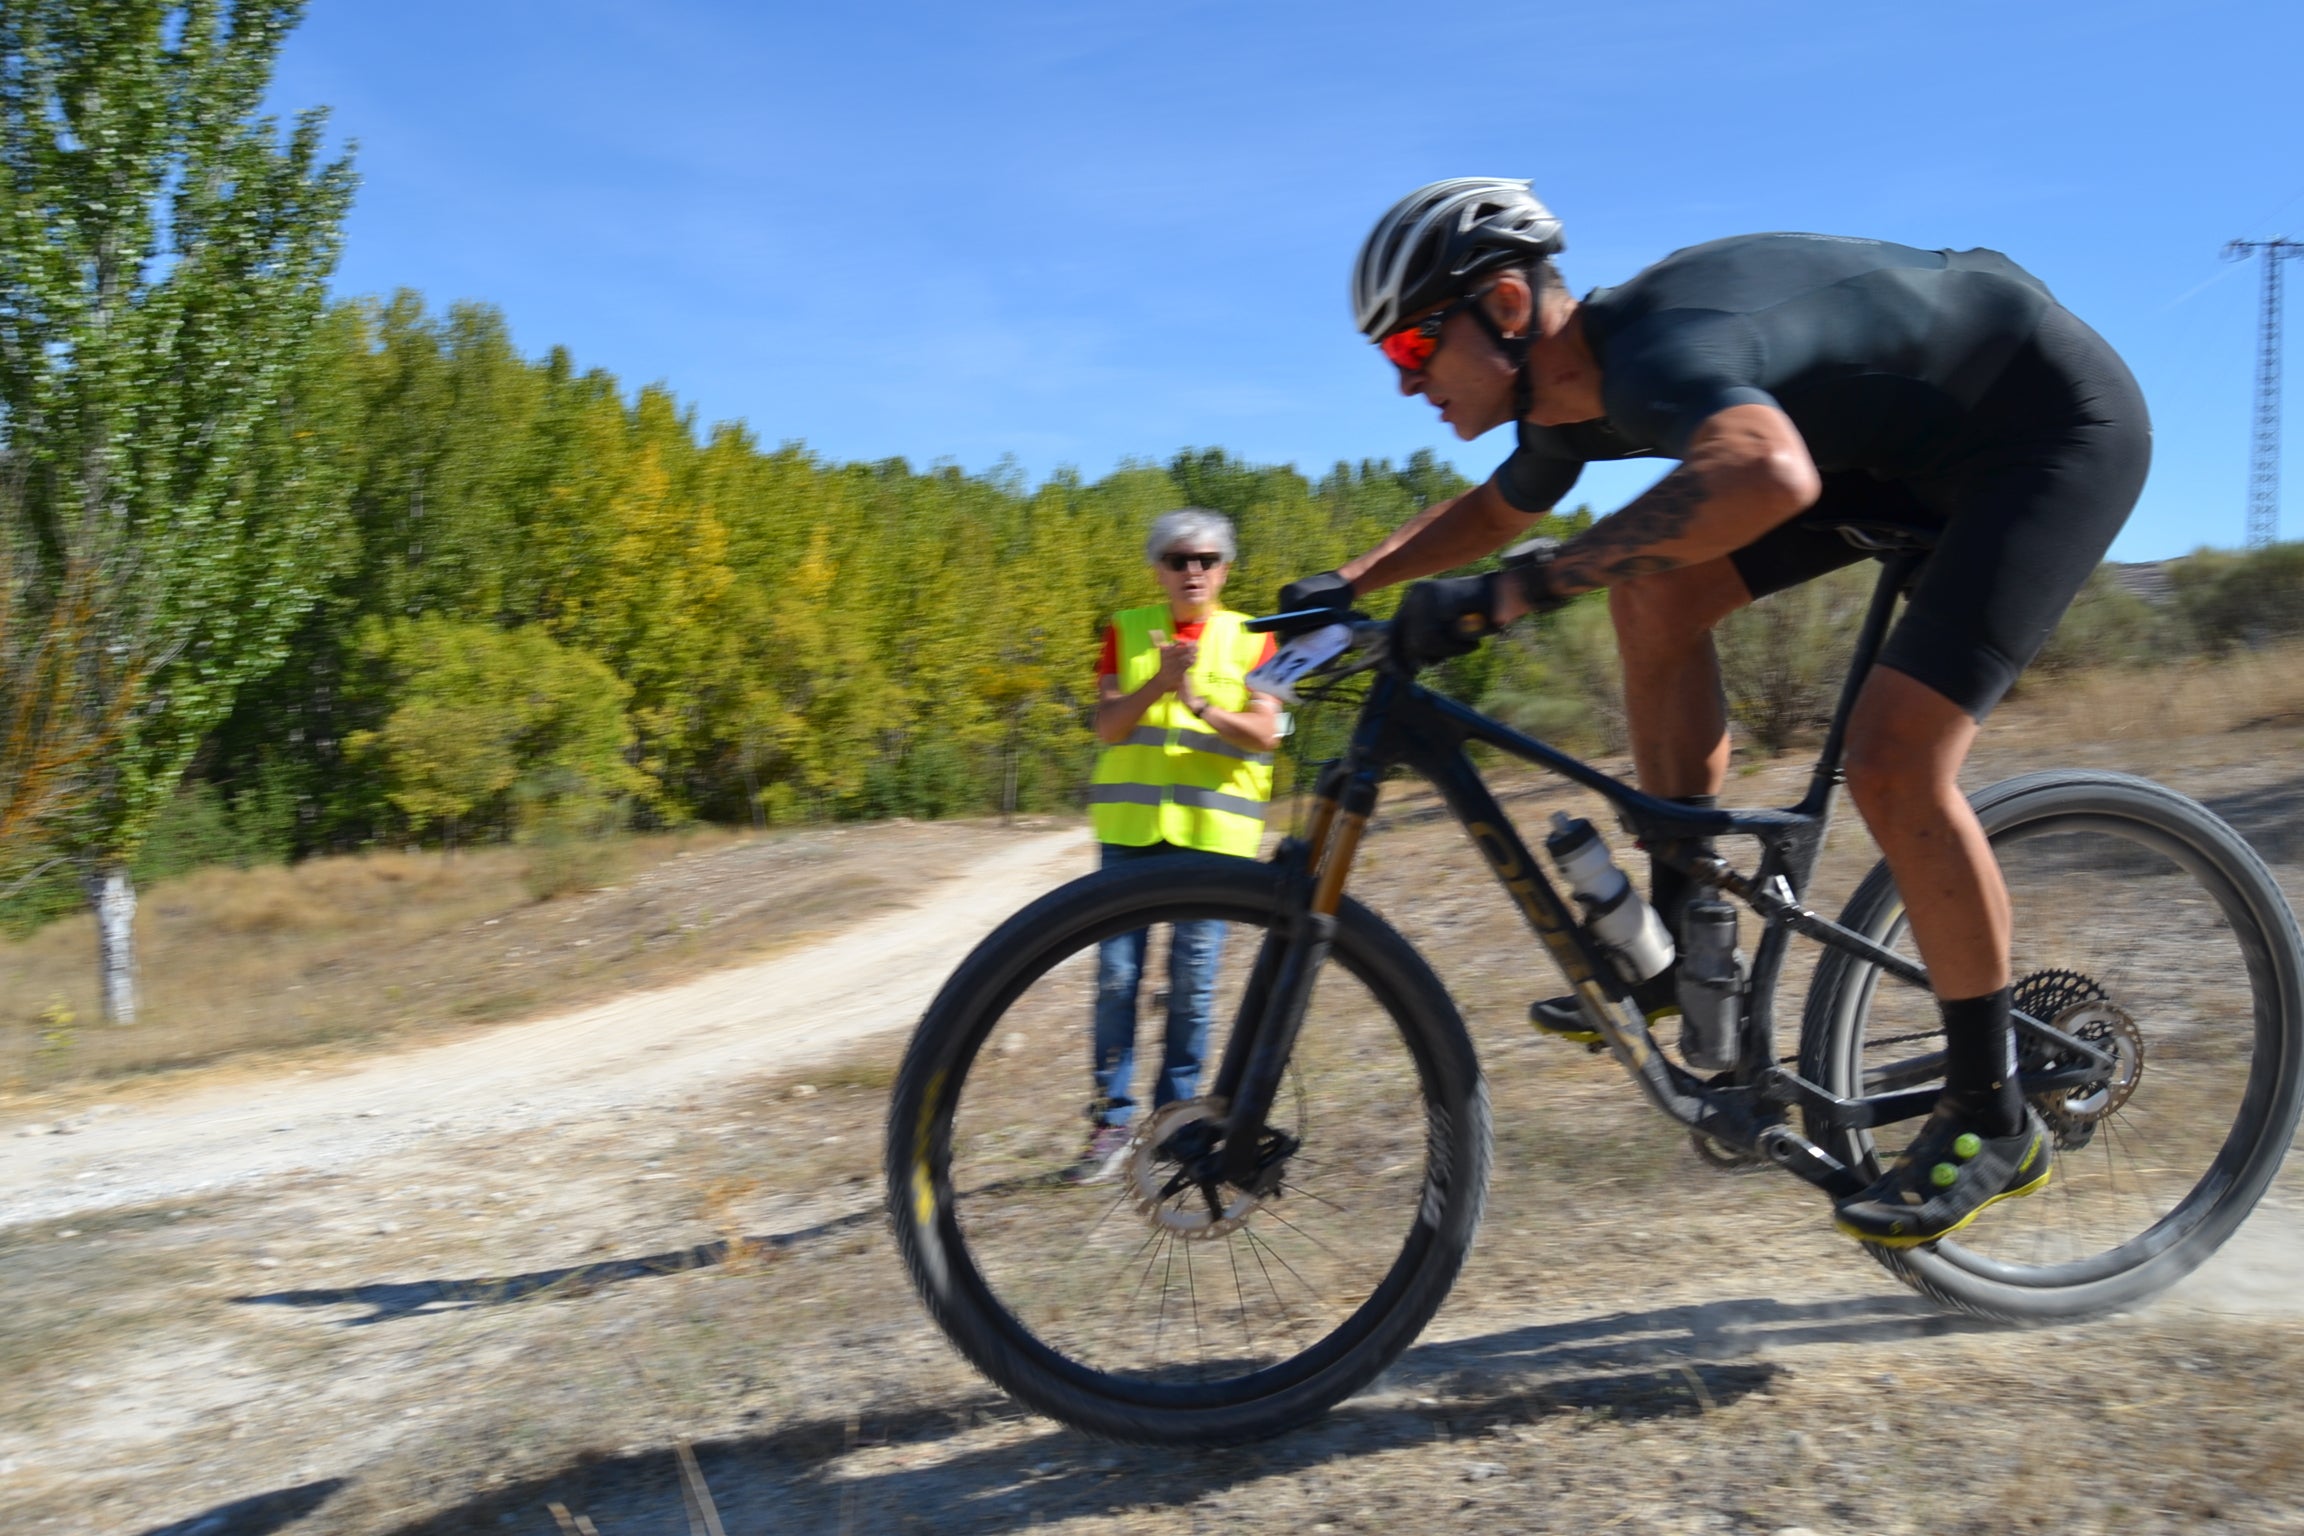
{"left": 1311, "top": 810, "right": 1368, "bottom": 917}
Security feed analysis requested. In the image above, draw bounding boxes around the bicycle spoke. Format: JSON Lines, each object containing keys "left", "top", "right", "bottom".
{"left": 929, "top": 892, "right": 1454, "bottom": 1396}
{"left": 1820, "top": 779, "right": 2300, "bottom": 1307}
{"left": 1182, "top": 1236, "right": 1202, "bottom": 1369}
{"left": 1279, "top": 1180, "right": 1352, "bottom": 1216}
{"left": 1226, "top": 1237, "right": 1254, "bottom": 1353}
{"left": 1243, "top": 1222, "right": 1329, "bottom": 1314}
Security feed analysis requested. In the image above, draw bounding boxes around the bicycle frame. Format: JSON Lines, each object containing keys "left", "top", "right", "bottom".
{"left": 1212, "top": 552, "right": 2120, "bottom": 1201}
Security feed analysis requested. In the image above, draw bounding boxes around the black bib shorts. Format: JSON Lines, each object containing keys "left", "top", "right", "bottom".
{"left": 1725, "top": 305, "right": 2150, "bottom": 718}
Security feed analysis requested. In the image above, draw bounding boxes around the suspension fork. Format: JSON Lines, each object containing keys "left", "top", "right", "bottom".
{"left": 1212, "top": 760, "right": 1378, "bottom": 1189}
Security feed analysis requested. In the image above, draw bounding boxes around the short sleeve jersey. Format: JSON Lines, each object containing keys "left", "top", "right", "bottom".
{"left": 1496, "top": 234, "right": 2058, "bottom": 512}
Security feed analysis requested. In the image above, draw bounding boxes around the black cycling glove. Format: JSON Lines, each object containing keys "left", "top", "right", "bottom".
{"left": 1276, "top": 570, "right": 1355, "bottom": 617}
{"left": 1393, "top": 574, "right": 1500, "bottom": 666}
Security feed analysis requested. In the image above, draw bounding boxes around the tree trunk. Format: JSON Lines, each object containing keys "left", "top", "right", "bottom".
{"left": 1002, "top": 732, "right": 1020, "bottom": 826}
{"left": 83, "top": 861, "right": 138, "bottom": 1024}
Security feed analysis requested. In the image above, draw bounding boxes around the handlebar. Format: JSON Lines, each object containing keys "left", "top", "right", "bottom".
{"left": 1245, "top": 606, "right": 1373, "bottom": 637}
{"left": 1243, "top": 613, "right": 1397, "bottom": 699}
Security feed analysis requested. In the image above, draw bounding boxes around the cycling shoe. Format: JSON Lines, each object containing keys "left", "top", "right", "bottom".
{"left": 1834, "top": 1106, "right": 2051, "bottom": 1248}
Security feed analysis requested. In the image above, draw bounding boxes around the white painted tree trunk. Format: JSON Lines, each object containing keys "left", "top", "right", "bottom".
{"left": 85, "top": 862, "right": 138, "bottom": 1024}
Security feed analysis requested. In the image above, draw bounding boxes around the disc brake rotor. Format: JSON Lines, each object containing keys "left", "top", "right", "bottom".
{"left": 1127, "top": 1099, "right": 1270, "bottom": 1240}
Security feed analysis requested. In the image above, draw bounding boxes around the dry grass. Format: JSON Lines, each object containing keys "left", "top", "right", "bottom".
{"left": 2003, "top": 637, "right": 2304, "bottom": 745}
{"left": 0, "top": 819, "right": 1044, "bottom": 1095}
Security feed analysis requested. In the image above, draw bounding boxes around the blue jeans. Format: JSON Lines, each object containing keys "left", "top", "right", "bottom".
{"left": 1090, "top": 842, "right": 1230, "bottom": 1128}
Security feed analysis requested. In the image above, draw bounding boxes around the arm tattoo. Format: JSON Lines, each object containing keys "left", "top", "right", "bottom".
{"left": 1548, "top": 467, "right": 1712, "bottom": 593}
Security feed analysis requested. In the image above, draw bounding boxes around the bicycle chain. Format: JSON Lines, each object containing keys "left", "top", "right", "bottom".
{"left": 1775, "top": 970, "right": 2109, "bottom": 1066}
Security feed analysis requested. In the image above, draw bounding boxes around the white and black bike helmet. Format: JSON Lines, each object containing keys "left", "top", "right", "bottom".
{"left": 1350, "top": 178, "right": 1565, "bottom": 341}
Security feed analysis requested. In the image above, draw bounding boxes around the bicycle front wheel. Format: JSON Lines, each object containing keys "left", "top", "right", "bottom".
{"left": 885, "top": 854, "right": 1489, "bottom": 1445}
{"left": 1800, "top": 770, "right": 2304, "bottom": 1321}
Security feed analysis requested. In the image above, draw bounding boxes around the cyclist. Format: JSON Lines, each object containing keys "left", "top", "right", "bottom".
{"left": 1282, "top": 179, "right": 2149, "bottom": 1246}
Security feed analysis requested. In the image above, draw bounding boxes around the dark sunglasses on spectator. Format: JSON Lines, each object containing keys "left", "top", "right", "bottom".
{"left": 1161, "top": 551, "right": 1225, "bottom": 572}
{"left": 1377, "top": 295, "right": 1475, "bottom": 371}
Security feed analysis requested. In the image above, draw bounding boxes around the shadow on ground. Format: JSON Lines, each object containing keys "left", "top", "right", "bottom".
{"left": 2203, "top": 776, "right": 2304, "bottom": 865}
{"left": 230, "top": 1174, "right": 1068, "bottom": 1325}
{"left": 134, "top": 1478, "right": 347, "bottom": 1536}
{"left": 228, "top": 1206, "right": 884, "bottom": 1325}
{"left": 367, "top": 1292, "right": 1992, "bottom": 1536}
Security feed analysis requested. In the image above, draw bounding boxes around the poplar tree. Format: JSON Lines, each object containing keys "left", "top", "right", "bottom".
{"left": 0, "top": 1, "right": 355, "bottom": 1018}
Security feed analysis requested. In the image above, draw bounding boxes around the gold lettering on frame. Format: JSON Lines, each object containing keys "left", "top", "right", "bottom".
{"left": 1466, "top": 821, "right": 1522, "bottom": 878}
{"left": 1466, "top": 820, "right": 1594, "bottom": 984}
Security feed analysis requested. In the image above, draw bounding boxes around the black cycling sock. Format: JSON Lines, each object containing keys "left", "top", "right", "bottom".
{"left": 1647, "top": 794, "right": 1718, "bottom": 937}
{"left": 1940, "top": 986, "right": 2024, "bottom": 1137}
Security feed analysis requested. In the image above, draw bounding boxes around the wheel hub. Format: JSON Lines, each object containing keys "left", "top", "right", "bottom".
{"left": 2015, "top": 969, "right": 2144, "bottom": 1149}
{"left": 1126, "top": 1099, "right": 1280, "bottom": 1240}
{"left": 2036, "top": 1001, "right": 2144, "bottom": 1140}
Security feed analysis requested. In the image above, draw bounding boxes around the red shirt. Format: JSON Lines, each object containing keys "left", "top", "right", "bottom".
{"left": 1096, "top": 619, "right": 1277, "bottom": 679}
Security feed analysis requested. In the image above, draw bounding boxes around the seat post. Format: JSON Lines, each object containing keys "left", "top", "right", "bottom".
{"left": 1802, "top": 552, "right": 1919, "bottom": 811}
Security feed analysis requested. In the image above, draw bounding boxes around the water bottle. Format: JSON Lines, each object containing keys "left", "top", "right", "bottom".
{"left": 1544, "top": 814, "right": 1674, "bottom": 984}
{"left": 1676, "top": 899, "right": 1744, "bottom": 1070}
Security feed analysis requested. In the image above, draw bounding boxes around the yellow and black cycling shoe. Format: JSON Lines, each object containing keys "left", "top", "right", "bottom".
{"left": 1833, "top": 1107, "right": 2051, "bottom": 1248}
{"left": 1528, "top": 994, "right": 1604, "bottom": 1044}
{"left": 1529, "top": 972, "right": 1680, "bottom": 1047}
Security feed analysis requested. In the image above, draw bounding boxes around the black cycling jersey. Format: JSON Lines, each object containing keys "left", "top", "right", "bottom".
{"left": 1490, "top": 231, "right": 2149, "bottom": 720}
{"left": 1495, "top": 233, "right": 2057, "bottom": 513}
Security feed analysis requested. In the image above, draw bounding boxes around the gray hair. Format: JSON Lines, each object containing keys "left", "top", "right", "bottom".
{"left": 1144, "top": 507, "right": 1236, "bottom": 566}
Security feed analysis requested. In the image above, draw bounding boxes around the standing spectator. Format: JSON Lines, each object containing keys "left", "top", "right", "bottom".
{"left": 1069, "top": 509, "right": 1283, "bottom": 1183}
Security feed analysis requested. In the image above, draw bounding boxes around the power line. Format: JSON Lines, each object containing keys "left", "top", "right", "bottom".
{"left": 2223, "top": 238, "right": 2304, "bottom": 549}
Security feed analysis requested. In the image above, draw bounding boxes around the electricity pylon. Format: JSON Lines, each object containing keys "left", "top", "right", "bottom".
{"left": 2224, "top": 238, "right": 2304, "bottom": 549}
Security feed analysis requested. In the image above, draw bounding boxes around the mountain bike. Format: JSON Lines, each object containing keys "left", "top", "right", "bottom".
{"left": 884, "top": 531, "right": 2304, "bottom": 1445}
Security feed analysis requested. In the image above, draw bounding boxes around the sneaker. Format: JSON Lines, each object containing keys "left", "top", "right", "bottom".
{"left": 1529, "top": 970, "right": 1680, "bottom": 1045}
{"left": 1064, "top": 1123, "right": 1134, "bottom": 1186}
{"left": 1833, "top": 1107, "right": 2051, "bottom": 1248}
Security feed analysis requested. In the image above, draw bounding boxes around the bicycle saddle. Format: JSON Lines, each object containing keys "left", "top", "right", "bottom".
{"left": 1825, "top": 519, "right": 1939, "bottom": 555}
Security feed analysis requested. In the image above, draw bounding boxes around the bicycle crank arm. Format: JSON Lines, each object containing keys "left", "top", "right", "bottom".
{"left": 1755, "top": 1125, "right": 1867, "bottom": 1200}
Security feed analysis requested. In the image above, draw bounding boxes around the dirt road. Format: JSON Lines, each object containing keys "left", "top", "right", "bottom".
{"left": 0, "top": 828, "right": 1088, "bottom": 1230}
{"left": 4, "top": 749, "right": 2303, "bottom": 1536}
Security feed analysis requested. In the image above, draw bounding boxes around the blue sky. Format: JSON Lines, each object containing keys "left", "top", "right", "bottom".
{"left": 273, "top": 0, "right": 2304, "bottom": 561}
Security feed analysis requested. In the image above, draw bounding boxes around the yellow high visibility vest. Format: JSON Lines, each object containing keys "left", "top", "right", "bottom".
{"left": 1089, "top": 605, "right": 1274, "bottom": 857}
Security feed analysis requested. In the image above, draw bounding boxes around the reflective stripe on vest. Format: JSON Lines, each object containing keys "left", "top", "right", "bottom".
{"left": 1115, "top": 725, "right": 1274, "bottom": 766}
{"left": 1085, "top": 782, "right": 1269, "bottom": 818}
{"left": 1090, "top": 605, "right": 1274, "bottom": 857}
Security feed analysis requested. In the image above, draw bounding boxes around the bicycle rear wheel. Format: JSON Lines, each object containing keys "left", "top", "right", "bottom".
{"left": 886, "top": 854, "right": 1489, "bottom": 1445}
{"left": 1800, "top": 770, "right": 2304, "bottom": 1321}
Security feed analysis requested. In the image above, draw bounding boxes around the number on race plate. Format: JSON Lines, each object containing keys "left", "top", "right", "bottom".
{"left": 1246, "top": 623, "right": 1353, "bottom": 705}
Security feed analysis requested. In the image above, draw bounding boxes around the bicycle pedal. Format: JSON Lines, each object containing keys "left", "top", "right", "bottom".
{"left": 1528, "top": 995, "right": 1603, "bottom": 1046}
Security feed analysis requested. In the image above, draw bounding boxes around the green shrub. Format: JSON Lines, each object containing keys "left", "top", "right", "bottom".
{"left": 1716, "top": 565, "right": 1874, "bottom": 755}
{"left": 2170, "top": 542, "right": 2304, "bottom": 653}
{"left": 1480, "top": 596, "right": 1624, "bottom": 752}
{"left": 346, "top": 618, "right": 651, "bottom": 846}
{"left": 2032, "top": 566, "right": 2171, "bottom": 675}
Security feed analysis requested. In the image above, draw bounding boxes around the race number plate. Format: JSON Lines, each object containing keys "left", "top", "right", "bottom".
{"left": 1246, "top": 623, "right": 1352, "bottom": 705}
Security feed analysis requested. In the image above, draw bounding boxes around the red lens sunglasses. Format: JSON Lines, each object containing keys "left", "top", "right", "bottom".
{"left": 1377, "top": 295, "right": 1473, "bottom": 372}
